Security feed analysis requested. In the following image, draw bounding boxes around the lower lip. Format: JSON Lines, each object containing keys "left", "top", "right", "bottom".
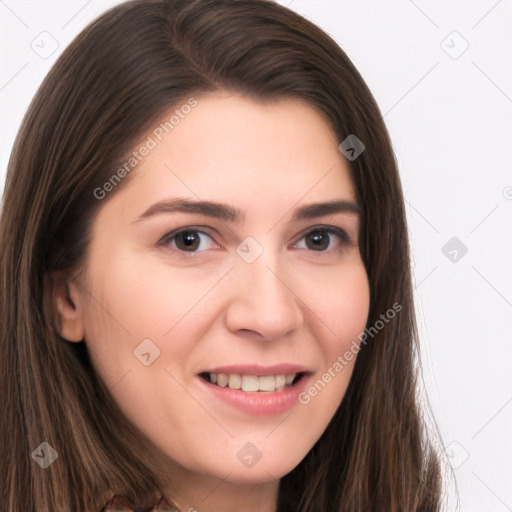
{"left": 198, "top": 375, "right": 310, "bottom": 415}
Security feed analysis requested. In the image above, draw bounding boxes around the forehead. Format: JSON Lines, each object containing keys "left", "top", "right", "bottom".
{"left": 105, "top": 91, "right": 357, "bottom": 218}
{"left": 154, "top": 90, "right": 341, "bottom": 161}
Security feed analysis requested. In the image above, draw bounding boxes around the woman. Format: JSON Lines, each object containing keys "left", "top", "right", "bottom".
{"left": 0, "top": 0, "right": 447, "bottom": 510}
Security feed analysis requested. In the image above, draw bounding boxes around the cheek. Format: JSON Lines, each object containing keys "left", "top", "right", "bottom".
{"left": 302, "top": 258, "right": 370, "bottom": 350}
{"left": 81, "top": 253, "right": 229, "bottom": 383}
{"left": 272, "top": 258, "right": 369, "bottom": 430}
{"left": 302, "top": 260, "right": 369, "bottom": 389}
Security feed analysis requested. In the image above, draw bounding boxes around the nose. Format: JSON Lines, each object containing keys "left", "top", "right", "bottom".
{"left": 224, "top": 250, "right": 304, "bottom": 341}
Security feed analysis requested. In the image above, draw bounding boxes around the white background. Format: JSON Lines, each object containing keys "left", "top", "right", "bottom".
{"left": 1, "top": 1, "right": 511, "bottom": 510}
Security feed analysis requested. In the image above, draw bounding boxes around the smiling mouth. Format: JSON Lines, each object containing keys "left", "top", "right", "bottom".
{"left": 199, "top": 372, "right": 306, "bottom": 392}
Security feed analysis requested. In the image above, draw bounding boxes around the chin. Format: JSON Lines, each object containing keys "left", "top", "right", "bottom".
{"left": 196, "top": 447, "right": 306, "bottom": 484}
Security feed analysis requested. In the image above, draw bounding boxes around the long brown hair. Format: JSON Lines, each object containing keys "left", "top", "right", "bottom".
{"left": 0, "top": 0, "right": 445, "bottom": 510}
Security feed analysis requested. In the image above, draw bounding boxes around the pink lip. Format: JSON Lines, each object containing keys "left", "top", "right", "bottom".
{"left": 200, "top": 363, "right": 310, "bottom": 376}
{"left": 197, "top": 370, "right": 312, "bottom": 416}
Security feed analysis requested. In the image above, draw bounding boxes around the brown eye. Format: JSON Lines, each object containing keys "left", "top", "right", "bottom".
{"left": 161, "top": 229, "right": 216, "bottom": 253}
{"left": 304, "top": 230, "right": 331, "bottom": 251}
{"left": 175, "top": 230, "right": 201, "bottom": 251}
{"left": 293, "top": 226, "right": 351, "bottom": 253}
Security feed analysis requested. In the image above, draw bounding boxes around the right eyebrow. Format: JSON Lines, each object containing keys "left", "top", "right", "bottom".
{"left": 133, "top": 198, "right": 244, "bottom": 224}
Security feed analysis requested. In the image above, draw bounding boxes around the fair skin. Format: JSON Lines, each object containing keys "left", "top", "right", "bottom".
{"left": 54, "top": 91, "right": 370, "bottom": 512}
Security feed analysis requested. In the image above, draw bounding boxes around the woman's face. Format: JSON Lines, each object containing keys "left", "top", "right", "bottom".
{"left": 61, "top": 91, "right": 370, "bottom": 486}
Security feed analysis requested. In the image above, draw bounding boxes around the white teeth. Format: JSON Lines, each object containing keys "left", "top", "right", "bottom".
{"left": 241, "top": 375, "right": 259, "bottom": 392}
{"left": 275, "top": 374, "right": 286, "bottom": 391}
{"left": 216, "top": 373, "right": 228, "bottom": 387}
{"left": 258, "top": 375, "right": 275, "bottom": 392}
{"left": 206, "top": 372, "right": 298, "bottom": 392}
{"left": 228, "top": 374, "right": 241, "bottom": 390}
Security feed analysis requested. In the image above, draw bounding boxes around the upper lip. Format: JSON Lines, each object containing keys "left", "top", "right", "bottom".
{"left": 199, "top": 363, "right": 312, "bottom": 376}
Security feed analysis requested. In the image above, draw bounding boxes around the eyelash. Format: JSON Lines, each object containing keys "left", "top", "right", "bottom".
{"left": 158, "top": 225, "right": 353, "bottom": 256}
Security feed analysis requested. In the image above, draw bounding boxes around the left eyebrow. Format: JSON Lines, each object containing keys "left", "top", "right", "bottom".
{"left": 133, "top": 198, "right": 361, "bottom": 224}
{"left": 291, "top": 199, "right": 361, "bottom": 221}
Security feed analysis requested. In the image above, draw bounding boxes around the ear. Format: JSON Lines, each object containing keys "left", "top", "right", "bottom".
{"left": 51, "top": 271, "right": 85, "bottom": 342}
